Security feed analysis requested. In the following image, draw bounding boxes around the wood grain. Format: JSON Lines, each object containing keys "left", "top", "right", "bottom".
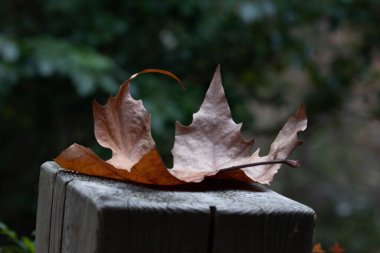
{"left": 36, "top": 161, "right": 315, "bottom": 253}
{"left": 35, "top": 162, "right": 59, "bottom": 253}
{"left": 49, "top": 171, "right": 75, "bottom": 253}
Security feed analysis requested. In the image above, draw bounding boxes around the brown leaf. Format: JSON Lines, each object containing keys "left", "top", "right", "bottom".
{"left": 170, "top": 65, "right": 254, "bottom": 182}
{"left": 56, "top": 66, "right": 306, "bottom": 186}
{"left": 170, "top": 65, "right": 306, "bottom": 184}
{"left": 55, "top": 70, "right": 183, "bottom": 185}
{"left": 312, "top": 243, "right": 325, "bottom": 253}
{"left": 330, "top": 243, "right": 344, "bottom": 253}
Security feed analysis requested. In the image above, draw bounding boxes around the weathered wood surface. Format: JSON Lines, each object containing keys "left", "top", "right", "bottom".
{"left": 35, "top": 161, "right": 315, "bottom": 253}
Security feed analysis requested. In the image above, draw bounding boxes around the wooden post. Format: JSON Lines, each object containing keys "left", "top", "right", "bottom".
{"left": 35, "top": 161, "right": 315, "bottom": 253}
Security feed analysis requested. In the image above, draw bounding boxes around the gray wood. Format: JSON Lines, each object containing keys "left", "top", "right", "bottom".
{"left": 61, "top": 179, "right": 98, "bottom": 253}
{"left": 35, "top": 162, "right": 59, "bottom": 253}
{"left": 36, "top": 161, "right": 315, "bottom": 253}
{"left": 49, "top": 171, "right": 75, "bottom": 253}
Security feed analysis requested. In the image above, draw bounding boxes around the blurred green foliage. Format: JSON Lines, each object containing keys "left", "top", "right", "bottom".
{"left": 0, "top": 223, "right": 34, "bottom": 253}
{"left": 0, "top": 0, "right": 379, "bottom": 252}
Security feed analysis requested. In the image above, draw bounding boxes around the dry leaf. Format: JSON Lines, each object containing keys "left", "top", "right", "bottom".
{"left": 312, "top": 243, "right": 325, "bottom": 253}
{"left": 169, "top": 65, "right": 307, "bottom": 184}
{"left": 330, "top": 243, "right": 344, "bottom": 253}
{"left": 55, "top": 70, "right": 183, "bottom": 185}
{"left": 55, "top": 66, "right": 307, "bottom": 186}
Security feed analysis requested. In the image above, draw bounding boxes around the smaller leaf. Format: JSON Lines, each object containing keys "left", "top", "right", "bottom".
{"left": 330, "top": 243, "right": 344, "bottom": 253}
{"left": 312, "top": 243, "right": 325, "bottom": 253}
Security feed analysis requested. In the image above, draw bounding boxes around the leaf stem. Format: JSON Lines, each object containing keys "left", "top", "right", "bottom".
{"left": 220, "top": 159, "right": 300, "bottom": 173}
{"left": 130, "top": 69, "right": 184, "bottom": 89}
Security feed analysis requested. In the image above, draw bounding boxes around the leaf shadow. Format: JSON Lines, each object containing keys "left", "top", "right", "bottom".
{"left": 143, "top": 179, "right": 267, "bottom": 193}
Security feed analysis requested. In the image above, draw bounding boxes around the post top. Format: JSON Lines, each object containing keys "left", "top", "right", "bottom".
{"left": 42, "top": 161, "right": 315, "bottom": 216}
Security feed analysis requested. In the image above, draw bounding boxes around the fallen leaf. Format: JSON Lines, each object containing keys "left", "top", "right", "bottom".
{"left": 312, "top": 243, "right": 325, "bottom": 253}
{"left": 55, "top": 66, "right": 307, "bottom": 186}
{"left": 169, "top": 65, "right": 307, "bottom": 184}
{"left": 330, "top": 243, "right": 344, "bottom": 253}
{"left": 55, "top": 70, "right": 183, "bottom": 185}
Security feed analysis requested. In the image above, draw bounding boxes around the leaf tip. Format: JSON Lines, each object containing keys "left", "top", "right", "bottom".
{"left": 298, "top": 103, "right": 307, "bottom": 117}
{"left": 294, "top": 104, "right": 307, "bottom": 128}
{"left": 214, "top": 64, "right": 222, "bottom": 78}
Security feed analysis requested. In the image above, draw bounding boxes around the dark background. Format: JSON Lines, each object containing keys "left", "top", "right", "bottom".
{"left": 0, "top": 1, "right": 379, "bottom": 252}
